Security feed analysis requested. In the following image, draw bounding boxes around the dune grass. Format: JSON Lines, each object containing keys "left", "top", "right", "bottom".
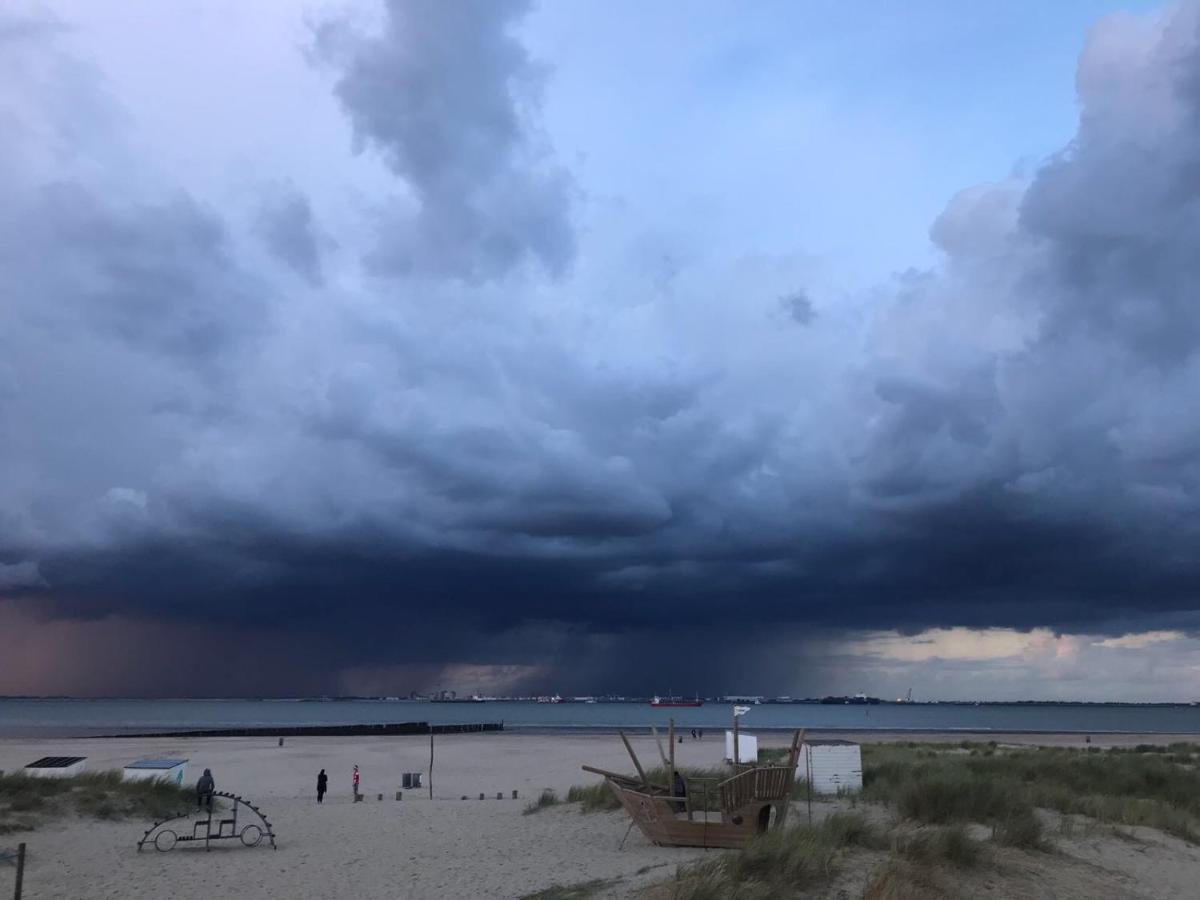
{"left": 863, "top": 742, "right": 1200, "bottom": 843}
{"left": 862, "top": 859, "right": 949, "bottom": 900}
{"left": 634, "top": 741, "right": 1200, "bottom": 898}
{"left": 519, "top": 878, "right": 618, "bottom": 900}
{"left": 895, "top": 824, "right": 985, "bottom": 868}
{"left": 0, "top": 770, "right": 194, "bottom": 832}
{"left": 565, "top": 781, "right": 620, "bottom": 812}
{"left": 523, "top": 788, "right": 561, "bottom": 815}
{"left": 666, "top": 813, "right": 885, "bottom": 900}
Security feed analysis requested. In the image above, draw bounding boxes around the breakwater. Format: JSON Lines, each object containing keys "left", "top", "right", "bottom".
{"left": 107, "top": 721, "right": 503, "bottom": 738}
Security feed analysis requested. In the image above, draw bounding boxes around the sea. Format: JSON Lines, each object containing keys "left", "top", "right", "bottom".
{"left": 2, "top": 698, "right": 1200, "bottom": 738}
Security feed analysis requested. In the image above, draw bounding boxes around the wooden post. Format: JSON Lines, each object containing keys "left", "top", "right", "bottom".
{"left": 668, "top": 717, "right": 676, "bottom": 788}
{"left": 786, "top": 729, "right": 805, "bottom": 771}
{"left": 732, "top": 708, "right": 739, "bottom": 768}
{"left": 13, "top": 843, "right": 25, "bottom": 900}
{"left": 777, "top": 729, "right": 805, "bottom": 828}
{"left": 619, "top": 731, "right": 650, "bottom": 789}
{"left": 805, "top": 745, "right": 813, "bottom": 824}
{"left": 429, "top": 732, "right": 434, "bottom": 800}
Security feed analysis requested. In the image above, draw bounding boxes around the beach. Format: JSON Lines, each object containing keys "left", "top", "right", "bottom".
{"left": 3, "top": 731, "right": 1200, "bottom": 899}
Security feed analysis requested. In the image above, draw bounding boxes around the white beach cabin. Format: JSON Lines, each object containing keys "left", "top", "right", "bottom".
{"left": 724, "top": 730, "right": 759, "bottom": 763}
{"left": 798, "top": 740, "right": 862, "bottom": 793}
{"left": 123, "top": 758, "right": 188, "bottom": 786}
{"left": 24, "top": 756, "right": 87, "bottom": 778}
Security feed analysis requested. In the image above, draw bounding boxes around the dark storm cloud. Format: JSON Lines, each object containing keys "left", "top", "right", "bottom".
{"left": 779, "top": 289, "right": 815, "bottom": 325}
{"left": 15, "top": 182, "right": 264, "bottom": 361}
{"left": 314, "top": 0, "right": 575, "bottom": 282}
{"left": 254, "top": 185, "right": 325, "bottom": 285}
{"left": 7, "top": 3, "right": 1200, "bottom": 696}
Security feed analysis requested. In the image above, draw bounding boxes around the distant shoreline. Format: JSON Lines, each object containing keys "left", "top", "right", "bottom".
{"left": 3, "top": 696, "right": 1199, "bottom": 706}
{"left": 5, "top": 724, "right": 1200, "bottom": 740}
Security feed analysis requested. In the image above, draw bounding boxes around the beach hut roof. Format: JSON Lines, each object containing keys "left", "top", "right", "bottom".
{"left": 27, "top": 756, "right": 86, "bottom": 768}
{"left": 125, "top": 758, "right": 188, "bottom": 769}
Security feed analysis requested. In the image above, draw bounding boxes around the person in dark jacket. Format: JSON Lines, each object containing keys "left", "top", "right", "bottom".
{"left": 317, "top": 769, "right": 328, "bottom": 803}
{"left": 673, "top": 769, "right": 687, "bottom": 799}
{"left": 196, "top": 768, "right": 215, "bottom": 811}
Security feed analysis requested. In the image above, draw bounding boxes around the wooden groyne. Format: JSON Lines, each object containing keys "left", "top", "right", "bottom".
{"left": 106, "top": 722, "right": 503, "bottom": 738}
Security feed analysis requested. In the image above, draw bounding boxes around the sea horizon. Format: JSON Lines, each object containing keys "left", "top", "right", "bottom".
{"left": 5, "top": 696, "right": 1200, "bottom": 739}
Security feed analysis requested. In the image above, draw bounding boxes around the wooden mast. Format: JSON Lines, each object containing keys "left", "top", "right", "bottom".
{"left": 619, "top": 730, "right": 650, "bottom": 789}
{"left": 651, "top": 726, "right": 670, "bottom": 769}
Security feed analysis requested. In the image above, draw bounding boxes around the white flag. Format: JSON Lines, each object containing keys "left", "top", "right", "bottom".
{"left": 733, "top": 705, "right": 751, "bottom": 717}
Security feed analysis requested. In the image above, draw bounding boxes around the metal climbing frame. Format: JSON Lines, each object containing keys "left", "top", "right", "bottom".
{"left": 137, "top": 791, "right": 277, "bottom": 852}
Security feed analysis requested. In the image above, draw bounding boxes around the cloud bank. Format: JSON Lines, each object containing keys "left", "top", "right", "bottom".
{"left": 3, "top": 2, "right": 1200, "bottom": 697}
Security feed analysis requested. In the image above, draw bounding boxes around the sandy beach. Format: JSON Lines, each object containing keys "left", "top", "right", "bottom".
{"left": 2, "top": 731, "right": 1200, "bottom": 899}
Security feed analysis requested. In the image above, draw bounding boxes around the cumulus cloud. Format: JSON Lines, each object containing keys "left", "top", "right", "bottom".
{"left": 314, "top": 0, "right": 575, "bottom": 281}
{"left": 4, "top": 3, "right": 1200, "bottom": 696}
{"left": 1095, "top": 630, "right": 1184, "bottom": 649}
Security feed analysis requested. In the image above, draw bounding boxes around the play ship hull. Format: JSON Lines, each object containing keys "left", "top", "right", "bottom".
{"left": 582, "top": 729, "right": 804, "bottom": 850}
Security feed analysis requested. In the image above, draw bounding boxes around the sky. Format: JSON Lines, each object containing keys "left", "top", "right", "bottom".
{"left": 3, "top": 0, "right": 1200, "bottom": 700}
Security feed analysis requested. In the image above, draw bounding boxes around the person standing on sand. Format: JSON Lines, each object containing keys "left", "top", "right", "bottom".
{"left": 317, "top": 769, "right": 328, "bottom": 803}
{"left": 352, "top": 764, "right": 360, "bottom": 799}
{"left": 196, "top": 768, "right": 215, "bottom": 811}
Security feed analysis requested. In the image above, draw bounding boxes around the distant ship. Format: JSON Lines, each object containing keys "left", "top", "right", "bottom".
{"left": 819, "top": 692, "right": 881, "bottom": 705}
{"left": 649, "top": 695, "right": 704, "bottom": 708}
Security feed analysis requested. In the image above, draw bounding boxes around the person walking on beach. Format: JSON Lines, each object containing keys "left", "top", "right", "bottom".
{"left": 196, "top": 768, "right": 215, "bottom": 811}
{"left": 317, "top": 769, "right": 328, "bottom": 804}
{"left": 352, "top": 764, "right": 360, "bottom": 799}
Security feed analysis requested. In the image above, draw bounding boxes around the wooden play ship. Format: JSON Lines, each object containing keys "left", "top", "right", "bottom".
{"left": 582, "top": 720, "right": 804, "bottom": 849}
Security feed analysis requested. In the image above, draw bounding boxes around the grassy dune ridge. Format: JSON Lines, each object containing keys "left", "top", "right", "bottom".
{"left": 862, "top": 741, "right": 1200, "bottom": 842}
{"left": 0, "top": 770, "right": 194, "bottom": 833}
{"left": 651, "top": 740, "right": 1200, "bottom": 899}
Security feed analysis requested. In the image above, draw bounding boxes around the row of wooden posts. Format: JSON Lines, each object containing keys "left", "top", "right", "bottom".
{"left": 356, "top": 790, "right": 522, "bottom": 801}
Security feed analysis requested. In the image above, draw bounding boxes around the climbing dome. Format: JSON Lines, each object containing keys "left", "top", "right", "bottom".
{"left": 137, "top": 791, "right": 277, "bottom": 852}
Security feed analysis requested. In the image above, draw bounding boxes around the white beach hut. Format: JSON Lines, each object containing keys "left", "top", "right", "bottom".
{"left": 123, "top": 758, "right": 188, "bottom": 786}
{"left": 24, "top": 756, "right": 87, "bottom": 778}
{"left": 724, "top": 730, "right": 759, "bottom": 763}
{"left": 798, "top": 740, "right": 862, "bottom": 793}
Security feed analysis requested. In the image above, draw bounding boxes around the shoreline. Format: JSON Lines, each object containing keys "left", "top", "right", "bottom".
{"left": 4, "top": 728, "right": 1200, "bottom": 746}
